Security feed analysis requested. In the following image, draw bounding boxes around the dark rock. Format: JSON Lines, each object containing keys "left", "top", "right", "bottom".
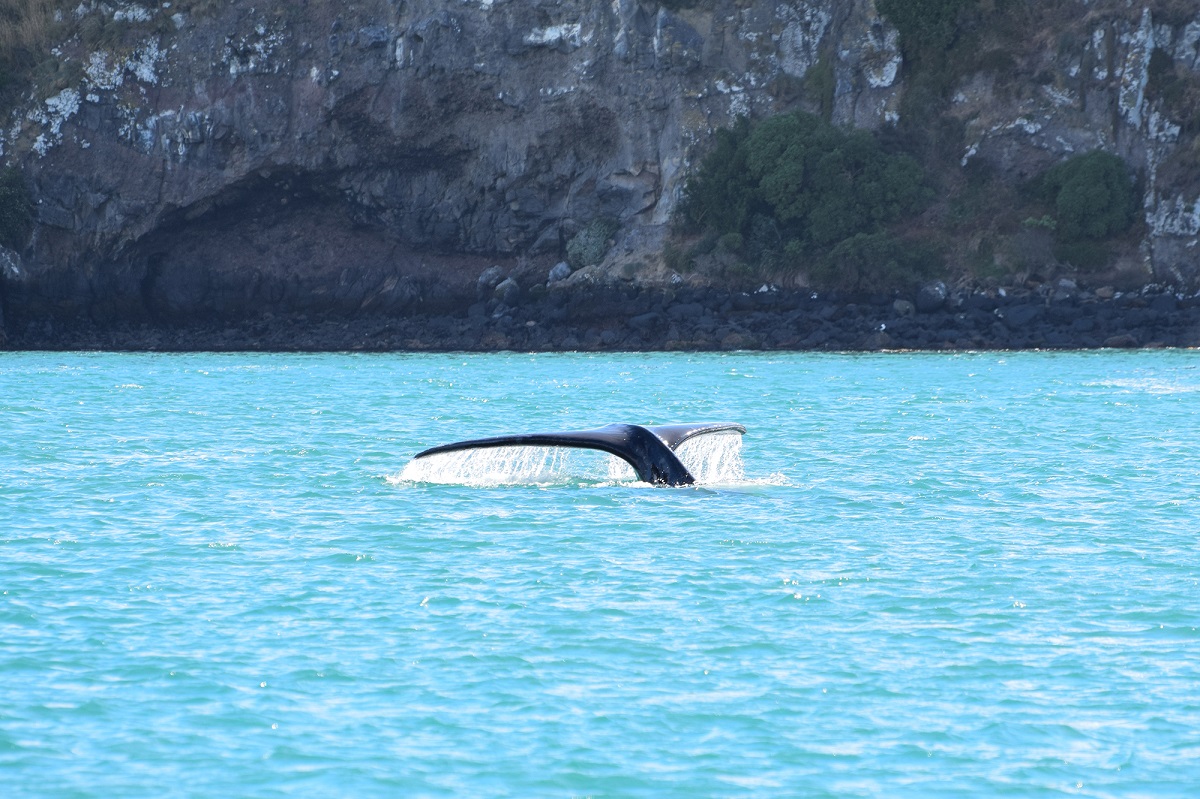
{"left": 1045, "top": 330, "right": 1074, "bottom": 347}
{"left": 477, "top": 265, "right": 506, "bottom": 298}
{"left": 629, "top": 311, "right": 661, "bottom": 331}
{"left": 357, "top": 25, "right": 391, "bottom": 49}
{"left": 548, "top": 261, "right": 572, "bottom": 283}
{"left": 731, "top": 293, "right": 757, "bottom": 312}
{"left": 754, "top": 289, "right": 780, "bottom": 308}
{"left": 863, "top": 331, "right": 892, "bottom": 349}
{"left": 1001, "top": 303, "right": 1043, "bottom": 330}
{"left": 494, "top": 277, "right": 521, "bottom": 306}
{"left": 803, "top": 328, "right": 831, "bottom": 347}
{"left": 963, "top": 293, "right": 997, "bottom": 312}
{"left": 915, "top": 281, "right": 948, "bottom": 313}
{"left": 1150, "top": 294, "right": 1178, "bottom": 313}
{"left": 1051, "top": 278, "right": 1078, "bottom": 304}
{"left": 1103, "top": 333, "right": 1140, "bottom": 348}
{"left": 1046, "top": 305, "right": 1080, "bottom": 325}
{"left": 721, "top": 331, "right": 758, "bottom": 350}
{"left": 667, "top": 302, "right": 704, "bottom": 320}
{"left": 893, "top": 299, "right": 915, "bottom": 317}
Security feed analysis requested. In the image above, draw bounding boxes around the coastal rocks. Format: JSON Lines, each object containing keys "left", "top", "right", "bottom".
{"left": 915, "top": 282, "right": 948, "bottom": 313}
{"left": 9, "top": 283, "right": 1198, "bottom": 353}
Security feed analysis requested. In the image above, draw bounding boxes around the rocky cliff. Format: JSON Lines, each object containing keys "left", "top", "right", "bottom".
{"left": 2, "top": 0, "right": 1200, "bottom": 341}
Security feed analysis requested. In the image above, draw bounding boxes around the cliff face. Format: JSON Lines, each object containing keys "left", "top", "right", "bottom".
{"left": 2, "top": 1, "right": 1200, "bottom": 333}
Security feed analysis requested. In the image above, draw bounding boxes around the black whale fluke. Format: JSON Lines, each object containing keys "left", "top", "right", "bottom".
{"left": 412, "top": 422, "right": 745, "bottom": 486}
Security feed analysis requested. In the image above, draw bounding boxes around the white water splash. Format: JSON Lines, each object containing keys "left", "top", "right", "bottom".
{"left": 675, "top": 431, "right": 745, "bottom": 484}
{"left": 394, "top": 431, "right": 745, "bottom": 487}
{"left": 395, "top": 445, "right": 636, "bottom": 486}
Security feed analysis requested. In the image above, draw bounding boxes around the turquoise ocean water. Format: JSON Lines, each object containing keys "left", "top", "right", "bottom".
{"left": 2, "top": 351, "right": 1199, "bottom": 797}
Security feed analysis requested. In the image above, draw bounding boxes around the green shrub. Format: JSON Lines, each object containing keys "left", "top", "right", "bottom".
{"left": 676, "top": 116, "right": 754, "bottom": 235}
{"left": 876, "top": 0, "right": 972, "bottom": 60}
{"left": 663, "top": 241, "right": 692, "bottom": 273}
{"left": 1041, "top": 151, "right": 1136, "bottom": 242}
{"left": 716, "top": 232, "right": 743, "bottom": 253}
{"left": 1052, "top": 239, "right": 1110, "bottom": 271}
{"left": 808, "top": 233, "right": 941, "bottom": 292}
{"left": 1028, "top": 150, "right": 1137, "bottom": 270}
{"left": 566, "top": 217, "right": 619, "bottom": 268}
{"left": 677, "top": 111, "right": 932, "bottom": 281}
{"left": 0, "top": 167, "right": 31, "bottom": 250}
{"left": 805, "top": 56, "right": 835, "bottom": 120}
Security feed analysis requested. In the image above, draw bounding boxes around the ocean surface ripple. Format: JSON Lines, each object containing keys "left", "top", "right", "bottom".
{"left": 2, "top": 351, "right": 1198, "bottom": 797}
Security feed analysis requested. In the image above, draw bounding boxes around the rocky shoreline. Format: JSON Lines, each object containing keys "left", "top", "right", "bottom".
{"left": 6, "top": 279, "right": 1199, "bottom": 353}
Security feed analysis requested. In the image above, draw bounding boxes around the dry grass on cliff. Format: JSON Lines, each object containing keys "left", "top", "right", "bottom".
{"left": 0, "top": 1, "right": 64, "bottom": 62}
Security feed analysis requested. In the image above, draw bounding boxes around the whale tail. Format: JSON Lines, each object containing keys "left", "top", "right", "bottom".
{"left": 411, "top": 422, "right": 745, "bottom": 486}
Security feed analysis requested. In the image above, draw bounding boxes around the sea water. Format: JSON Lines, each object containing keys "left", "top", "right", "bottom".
{"left": 2, "top": 350, "right": 1199, "bottom": 797}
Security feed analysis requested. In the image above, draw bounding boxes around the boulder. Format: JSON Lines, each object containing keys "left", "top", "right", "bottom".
{"left": 477, "top": 265, "right": 506, "bottom": 298}
{"left": 731, "top": 293, "right": 757, "bottom": 312}
{"left": 629, "top": 311, "right": 661, "bottom": 331}
{"left": 547, "top": 261, "right": 572, "bottom": 283}
{"left": 892, "top": 299, "right": 915, "bottom": 317}
{"left": 494, "top": 276, "right": 520, "bottom": 306}
{"left": 1149, "top": 293, "right": 1178, "bottom": 313}
{"left": 915, "top": 281, "right": 948, "bottom": 313}
{"left": 666, "top": 302, "right": 704, "bottom": 320}
{"left": 1103, "top": 333, "right": 1139, "bottom": 348}
{"left": 721, "top": 331, "right": 758, "bottom": 350}
{"left": 863, "top": 331, "right": 892, "bottom": 349}
{"left": 1002, "top": 303, "right": 1043, "bottom": 331}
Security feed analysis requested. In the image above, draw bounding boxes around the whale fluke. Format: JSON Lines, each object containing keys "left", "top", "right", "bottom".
{"left": 411, "top": 422, "right": 745, "bottom": 486}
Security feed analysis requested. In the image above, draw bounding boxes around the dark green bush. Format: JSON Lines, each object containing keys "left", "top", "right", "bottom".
{"left": 566, "top": 217, "right": 620, "bottom": 268}
{"left": 1029, "top": 150, "right": 1137, "bottom": 270}
{"left": 663, "top": 241, "right": 692, "bottom": 274}
{"left": 0, "top": 167, "right": 31, "bottom": 250}
{"left": 808, "top": 233, "right": 942, "bottom": 292}
{"left": 1041, "top": 151, "right": 1136, "bottom": 242}
{"left": 876, "top": 0, "right": 973, "bottom": 60}
{"left": 676, "top": 116, "right": 754, "bottom": 235}
{"left": 1052, "top": 239, "right": 1110, "bottom": 271}
{"left": 677, "top": 111, "right": 931, "bottom": 281}
{"left": 716, "top": 232, "right": 743, "bottom": 253}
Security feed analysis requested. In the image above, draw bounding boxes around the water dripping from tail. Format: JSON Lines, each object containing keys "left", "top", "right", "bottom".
{"left": 674, "top": 430, "right": 745, "bottom": 485}
{"left": 396, "top": 445, "right": 638, "bottom": 487}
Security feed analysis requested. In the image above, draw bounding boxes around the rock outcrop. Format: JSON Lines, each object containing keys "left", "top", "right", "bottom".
{"left": 1, "top": 0, "right": 902, "bottom": 330}
{"left": 1, "top": 1, "right": 1200, "bottom": 339}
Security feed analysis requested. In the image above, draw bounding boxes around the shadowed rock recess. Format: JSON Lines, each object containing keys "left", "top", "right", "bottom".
{"left": 2, "top": 0, "right": 1200, "bottom": 350}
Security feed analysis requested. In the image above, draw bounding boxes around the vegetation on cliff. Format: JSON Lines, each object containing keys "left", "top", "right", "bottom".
{"left": 675, "top": 111, "right": 935, "bottom": 290}
{"left": 674, "top": 112, "right": 1139, "bottom": 290}
{"left": 666, "top": 0, "right": 1171, "bottom": 292}
{"left": 0, "top": 166, "right": 31, "bottom": 250}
